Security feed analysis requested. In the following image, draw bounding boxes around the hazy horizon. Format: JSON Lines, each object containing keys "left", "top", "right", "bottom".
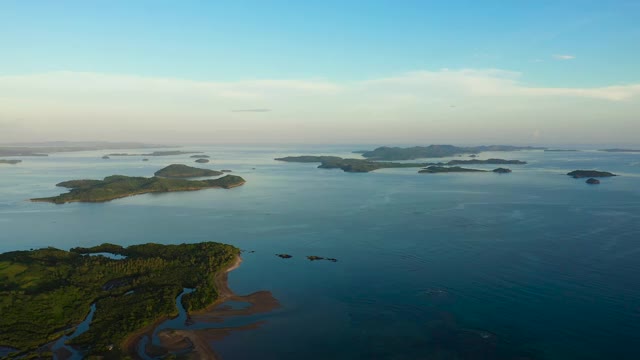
{"left": 1, "top": 1, "right": 638, "bottom": 145}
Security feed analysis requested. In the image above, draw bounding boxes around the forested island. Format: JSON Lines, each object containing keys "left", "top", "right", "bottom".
{"left": 0, "top": 160, "right": 21, "bottom": 165}
{"left": 419, "top": 166, "right": 487, "bottom": 174}
{"left": 0, "top": 242, "right": 239, "bottom": 359}
{"left": 359, "top": 145, "right": 545, "bottom": 160}
{"left": 275, "top": 155, "right": 426, "bottom": 172}
{"left": 154, "top": 164, "right": 222, "bottom": 178}
{"left": 426, "top": 158, "right": 527, "bottom": 166}
{"left": 567, "top": 170, "right": 617, "bottom": 178}
{"left": 31, "top": 173, "right": 245, "bottom": 204}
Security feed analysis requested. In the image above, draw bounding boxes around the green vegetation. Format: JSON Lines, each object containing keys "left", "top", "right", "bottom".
{"left": 0, "top": 242, "right": 239, "bottom": 358}
{"left": 0, "top": 160, "right": 22, "bottom": 164}
{"left": 275, "top": 156, "right": 426, "bottom": 172}
{"left": 419, "top": 166, "right": 487, "bottom": 174}
{"left": 492, "top": 168, "right": 512, "bottom": 173}
{"left": 360, "top": 145, "right": 545, "bottom": 160}
{"left": 439, "top": 158, "right": 526, "bottom": 165}
{"left": 567, "top": 170, "right": 617, "bottom": 178}
{"left": 154, "top": 164, "right": 222, "bottom": 178}
{"left": 31, "top": 174, "right": 245, "bottom": 204}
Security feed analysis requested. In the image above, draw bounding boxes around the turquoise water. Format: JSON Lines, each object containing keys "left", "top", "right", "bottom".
{"left": 1, "top": 146, "right": 640, "bottom": 359}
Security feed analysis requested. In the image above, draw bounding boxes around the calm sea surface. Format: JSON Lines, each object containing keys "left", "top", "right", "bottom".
{"left": 1, "top": 146, "right": 640, "bottom": 359}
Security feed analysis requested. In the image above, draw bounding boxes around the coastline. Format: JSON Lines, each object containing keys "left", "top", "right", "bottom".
{"left": 30, "top": 180, "right": 246, "bottom": 204}
{"left": 122, "top": 254, "right": 243, "bottom": 359}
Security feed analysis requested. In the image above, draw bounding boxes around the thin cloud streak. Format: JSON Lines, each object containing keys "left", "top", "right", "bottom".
{"left": 553, "top": 54, "right": 576, "bottom": 60}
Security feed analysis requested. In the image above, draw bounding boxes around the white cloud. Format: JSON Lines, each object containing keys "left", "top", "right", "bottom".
{"left": 0, "top": 69, "right": 638, "bottom": 144}
{"left": 553, "top": 54, "right": 576, "bottom": 60}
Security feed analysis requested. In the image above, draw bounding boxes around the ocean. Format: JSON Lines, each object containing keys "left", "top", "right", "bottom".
{"left": 1, "top": 145, "right": 639, "bottom": 359}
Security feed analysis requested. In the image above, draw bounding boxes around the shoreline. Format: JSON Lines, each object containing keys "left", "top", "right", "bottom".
{"left": 122, "top": 254, "right": 243, "bottom": 359}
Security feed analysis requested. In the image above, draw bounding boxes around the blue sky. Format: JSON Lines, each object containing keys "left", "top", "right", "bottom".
{"left": 2, "top": 0, "right": 638, "bottom": 86}
{"left": 0, "top": 1, "right": 639, "bottom": 144}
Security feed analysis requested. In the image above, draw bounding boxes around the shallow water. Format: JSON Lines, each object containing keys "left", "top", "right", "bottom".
{"left": 2, "top": 145, "right": 640, "bottom": 359}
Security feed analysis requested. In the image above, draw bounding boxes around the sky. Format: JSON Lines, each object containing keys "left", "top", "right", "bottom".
{"left": 0, "top": 0, "right": 639, "bottom": 145}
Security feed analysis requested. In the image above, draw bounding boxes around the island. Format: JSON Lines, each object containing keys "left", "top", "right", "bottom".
{"left": 275, "top": 155, "right": 426, "bottom": 173}
{"left": 545, "top": 149, "right": 579, "bottom": 152}
{"left": 154, "top": 164, "right": 222, "bottom": 178}
{"left": 276, "top": 254, "right": 293, "bottom": 259}
{"left": 0, "top": 242, "right": 240, "bottom": 359}
{"left": 106, "top": 151, "right": 203, "bottom": 157}
{"left": 419, "top": 166, "right": 487, "bottom": 174}
{"left": 190, "top": 155, "right": 210, "bottom": 159}
{"left": 101, "top": 155, "right": 110, "bottom": 159}
{"left": 586, "top": 178, "right": 601, "bottom": 184}
{"left": 31, "top": 173, "right": 245, "bottom": 204}
{"left": 307, "top": 256, "right": 338, "bottom": 262}
{"left": 567, "top": 170, "right": 617, "bottom": 178}
{"left": 195, "top": 158, "right": 210, "bottom": 163}
{"left": 1, "top": 142, "right": 172, "bottom": 157}
{"left": 493, "top": 168, "right": 512, "bottom": 173}
{"left": 429, "top": 158, "right": 527, "bottom": 165}
{"left": 359, "top": 145, "right": 545, "bottom": 160}
{"left": 598, "top": 149, "right": 640, "bottom": 153}
{"left": 0, "top": 159, "right": 21, "bottom": 164}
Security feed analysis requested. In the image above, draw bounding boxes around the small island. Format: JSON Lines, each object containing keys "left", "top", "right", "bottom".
{"left": 493, "top": 168, "right": 512, "bottom": 173}
{"left": 0, "top": 242, "right": 239, "bottom": 359}
{"left": 0, "top": 159, "right": 21, "bottom": 165}
{"left": 307, "top": 256, "right": 338, "bottom": 262}
{"left": 598, "top": 149, "right": 640, "bottom": 153}
{"left": 154, "top": 164, "right": 222, "bottom": 178}
{"left": 101, "top": 155, "right": 110, "bottom": 159}
{"left": 419, "top": 166, "right": 487, "bottom": 174}
{"left": 545, "top": 149, "right": 579, "bottom": 152}
{"left": 106, "top": 151, "right": 203, "bottom": 157}
{"left": 190, "top": 155, "right": 210, "bottom": 158}
{"left": 275, "top": 155, "right": 426, "bottom": 173}
{"left": 586, "top": 178, "right": 601, "bottom": 184}
{"left": 31, "top": 173, "right": 245, "bottom": 204}
{"left": 276, "top": 254, "right": 293, "bottom": 259}
{"left": 430, "top": 158, "right": 527, "bottom": 166}
{"left": 195, "top": 158, "right": 210, "bottom": 163}
{"left": 567, "top": 170, "right": 617, "bottom": 178}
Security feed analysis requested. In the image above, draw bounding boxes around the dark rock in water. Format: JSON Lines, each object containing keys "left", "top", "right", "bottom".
{"left": 195, "top": 158, "right": 210, "bottom": 163}
{"left": 276, "top": 254, "right": 292, "bottom": 259}
{"left": 492, "top": 168, "right": 511, "bottom": 173}
{"left": 586, "top": 178, "right": 600, "bottom": 184}
{"left": 307, "top": 255, "right": 338, "bottom": 262}
{"left": 142, "top": 158, "right": 149, "bottom": 161}
{"left": 567, "top": 170, "right": 616, "bottom": 178}
{"left": 468, "top": 154, "right": 477, "bottom": 158}
{"left": 102, "top": 155, "right": 110, "bottom": 159}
